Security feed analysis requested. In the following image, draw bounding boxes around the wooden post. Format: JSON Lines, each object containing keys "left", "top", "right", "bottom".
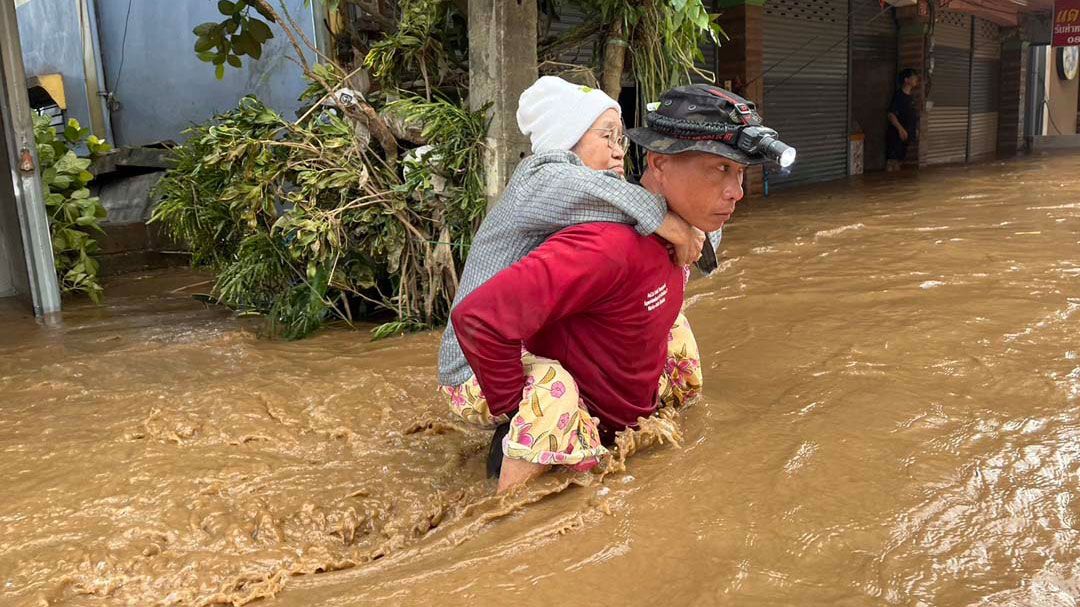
{"left": 469, "top": 0, "right": 538, "bottom": 206}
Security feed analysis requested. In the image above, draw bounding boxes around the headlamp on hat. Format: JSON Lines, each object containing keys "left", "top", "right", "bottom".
{"left": 724, "top": 100, "right": 796, "bottom": 169}
{"left": 633, "top": 85, "right": 797, "bottom": 169}
{"left": 736, "top": 126, "right": 797, "bottom": 169}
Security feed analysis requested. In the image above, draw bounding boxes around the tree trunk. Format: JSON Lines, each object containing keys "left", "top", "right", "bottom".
{"left": 600, "top": 19, "right": 626, "bottom": 99}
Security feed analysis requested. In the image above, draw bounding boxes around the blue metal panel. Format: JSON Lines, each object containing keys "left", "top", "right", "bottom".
{"left": 94, "top": 0, "right": 317, "bottom": 146}
{"left": 15, "top": 0, "right": 94, "bottom": 131}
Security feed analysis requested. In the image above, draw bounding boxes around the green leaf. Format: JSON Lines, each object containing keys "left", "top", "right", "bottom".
{"left": 71, "top": 188, "right": 90, "bottom": 200}
{"left": 225, "top": 16, "right": 241, "bottom": 34}
{"left": 197, "top": 50, "right": 217, "bottom": 62}
{"left": 193, "top": 22, "right": 217, "bottom": 36}
{"left": 694, "top": 9, "right": 709, "bottom": 30}
{"left": 37, "top": 144, "right": 56, "bottom": 167}
{"left": 64, "top": 123, "right": 80, "bottom": 143}
{"left": 215, "top": 63, "right": 225, "bottom": 80}
{"left": 232, "top": 31, "right": 254, "bottom": 56}
{"left": 227, "top": 55, "right": 242, "bottom": 68}
{"left": 195, "top": 35, "right": 215, "bottom": 53}
{"left": 248, "top": 18, "right": 273, "bottom": 43}
{"left": 248, "top": 40, "right": 262, "bottom": 60}
{"left": 55, "top": 152, "right": 91, "bottom": 177}
{"left": 218, "top": 0, "right": 237, "bottom": 15}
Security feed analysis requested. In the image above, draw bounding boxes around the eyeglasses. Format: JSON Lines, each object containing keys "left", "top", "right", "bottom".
{"left": 587, "top": 127, "right": 630, "bottom": 154}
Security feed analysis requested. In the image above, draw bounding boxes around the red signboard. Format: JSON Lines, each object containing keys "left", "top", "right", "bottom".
{"left": 1054, "top": 0, "right": 1080, "bottom": 47}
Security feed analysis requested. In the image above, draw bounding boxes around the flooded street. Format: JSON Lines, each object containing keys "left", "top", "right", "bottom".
{"left": 2, "top": 152, "right": 1078, "bottom": 607}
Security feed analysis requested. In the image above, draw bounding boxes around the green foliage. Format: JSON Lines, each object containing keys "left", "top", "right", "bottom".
{"left": 563, "top": 0, "right": 724, "bottom": 102}
{"left": 363, "top": 0, "right": 468, "bottom": 97}
{"left": 151, "top": 79, "right": 489, "bottom": 339}
{"left": 33, "top": 116, "right": 111, "bottom": 303}
{"left": 626, "top": 0, "right": 725, "bottom": 104}
{"left": 384, "top": 95, "right": 490, "bottom": 247}
{"left": 193, "top": 0, "right": 276, "bottom": 78}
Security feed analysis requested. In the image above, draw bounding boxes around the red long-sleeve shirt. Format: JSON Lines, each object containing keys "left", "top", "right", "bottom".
{"left": 451, "top": 223, "right": 684, "bottom": 431}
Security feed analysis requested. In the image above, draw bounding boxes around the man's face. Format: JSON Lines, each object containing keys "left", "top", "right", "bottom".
{"left": 571, "top": 109, "right": 626, "bottom": 176}
{"left": 649, "top": 151, "right": 746, "bottom": 233}
{"left": 906, "top": 74, "right": 921, "bottom": 89}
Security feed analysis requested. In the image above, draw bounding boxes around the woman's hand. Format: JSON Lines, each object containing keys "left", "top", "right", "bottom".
{"left": 657, "top": 212, "right": 705, "bottom": 267}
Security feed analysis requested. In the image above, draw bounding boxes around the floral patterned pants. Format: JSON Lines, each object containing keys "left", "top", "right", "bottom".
{"left": 440, "top": 313, "right": 703, "bottom": 468}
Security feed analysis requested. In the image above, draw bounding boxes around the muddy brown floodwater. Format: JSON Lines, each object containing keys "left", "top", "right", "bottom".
{"left": 2, "top": 152, "right": 1079, "bottom": 607}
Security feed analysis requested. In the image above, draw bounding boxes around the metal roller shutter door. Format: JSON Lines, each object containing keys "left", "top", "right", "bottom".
{"left": 544, "top": 4, "right": 597, "bottom": 69}
{"left": 850, "top": 0, "right": 897, "bottom": 172}
{"left": 1019, "top": 46, "right": 1028, "bottom": 149}
{"left": 764, "top": 0, "right": 849, "bottom": 188}
{"left": 925, "top": 10, "right": 972, "bottom": 166}
{"left": 968, "top": 17, "right": 1000, "bottom": 162}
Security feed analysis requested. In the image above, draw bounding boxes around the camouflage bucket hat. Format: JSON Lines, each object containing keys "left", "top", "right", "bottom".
{"left": 627, "top": 84, "right": 768, "bottom": 166}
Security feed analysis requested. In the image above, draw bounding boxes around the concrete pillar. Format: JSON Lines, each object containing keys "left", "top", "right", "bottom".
{"left": 997, "top": 30, "right": 1025, "bottom": 157}
{"left": 0, "top": 0, "right": 61, "bottom": 318}
{"left": 469, "top": 0, "right": 537, "bottom": 206}
{"left": 715, "top": 0, "right": 764, "bottom": 196}
{"left": 896, "top": 5, "right": 929, "bottom": 167}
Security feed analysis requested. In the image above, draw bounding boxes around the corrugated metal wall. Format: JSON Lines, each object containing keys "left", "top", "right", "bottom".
{"left": 968, "top": 17, "right": 1000, "bottom": 162}
{"left": 763, "top": 0, "right": 849, "bottom": 188}
{"left": 1018, "top": 44, "right": 1028, "bottom": 148}
{"left": 94, "top": 0, "right": 317, "bottom": 147}
{"left": 850, "top": 0, "right": 897, "bottom": 172}
{"left": 15, "top": 0, "right": 93, "bottom": 133}
{"left": 544, "top": 3, "right": 597, "bottom": 69}
{"left": 924, "top": 10, "right": 971, "bottom": 165}
{"left": 0, "top": 108, "right": 23, "bottom": 297}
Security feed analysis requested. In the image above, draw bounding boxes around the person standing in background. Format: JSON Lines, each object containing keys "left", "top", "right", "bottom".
{"left": 886, "top": 68, "right": 920, "bottom": 172}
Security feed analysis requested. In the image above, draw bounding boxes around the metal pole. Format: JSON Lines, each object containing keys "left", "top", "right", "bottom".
{"left": 0, "top": 0, "right": 62, "bottom": 319}
{"left": 81, "top": 0, "right": 114, "bottom": 143}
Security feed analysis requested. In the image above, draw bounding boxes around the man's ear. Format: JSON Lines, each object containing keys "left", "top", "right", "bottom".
{"left": 647, "top": 151, "right": 668, "bottom": 175}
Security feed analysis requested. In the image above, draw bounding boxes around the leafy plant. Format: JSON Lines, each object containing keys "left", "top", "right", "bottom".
{"left": 384, "top": 94, "right": 490, "bottom": 245}
{"left": 33, "top": 116, "right": 111, "bottom": 303}
{"left": 151, "top": 79, "right": 489, "bottom": 339}
{"left": 363, "top": 0, "right": 468, "bottom": 98}
{"left": 626, "top": 0, "right": 725, "bottom": 104}
{"left": 555, "top": 0, "right": 724, "bottom": 101}
{"left": 193, "top": 0, "right": 277, "bottom": 79}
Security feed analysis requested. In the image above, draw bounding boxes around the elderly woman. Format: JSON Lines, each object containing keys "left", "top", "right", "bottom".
{"left": 438, "top": 77, "right": 706, "bottom": 482}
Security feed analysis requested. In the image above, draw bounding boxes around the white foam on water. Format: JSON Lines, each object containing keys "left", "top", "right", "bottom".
{"left": 1027, "top": 202, "right": 1080, "bottom": 210}
{"left": 920, "top": 281, "right": 946, "bottom": 289}
{"left": 1065, "top": 367, "right": 1080, "bottom": 401}
{"left": 814, "top": 223, "right": 865, "bottom": 239}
